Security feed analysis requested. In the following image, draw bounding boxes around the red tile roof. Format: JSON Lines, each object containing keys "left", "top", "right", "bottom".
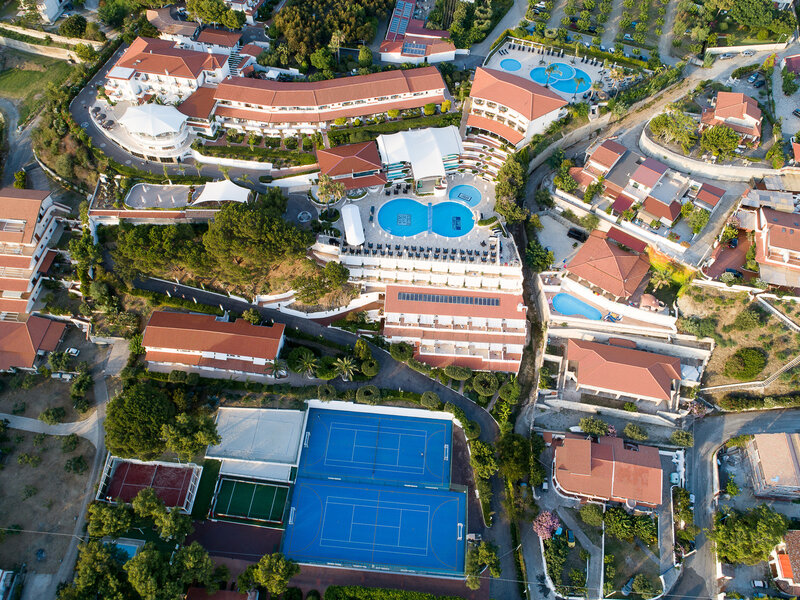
{"left": 317, "top": 141, "right": 382, "bottom": 177}
{"left": 554, "top": 435, "right": 663, "bottom": 506}
{"left": 760, "top": 207, "right": 800, "bottom": 252}
{"left": 715, "top": 91, "right": 761, "bottom": 122}
{"left": 0, "top": 187, "right": 50, "bottom": 245}
{"left": 611, "top": 193, "right": 635, "bottom": 214}
{"left": 214, "top": 67, "right": 445, "bottom": 109}
{"left": 589, "top": 139, "right": 627, "bottom": 170}
{"left": 567, "top": 338, "right": 681, "bottom": 402}
{"left": 114, "top": 37, "right": 226, "bottom": 80}
{"left": 696, "top": 182, "right": 726, "bottom": 208}
{"left": 466, "top": 114, "right": 524, "bottom": 145}
{"left": 565, "top": 231, "right": 651, "bottom": 298}
{"left": 178, "top": 86, "right": 218, "bottom": 119}
{"left": 142, "top": 311, "right": 285, "bottom": 361}
{"left": 630, "top": 157, "right": 668, "bottom": 188}
{"left": 794, "top": 141, "right": 800, "bottom": 163}
{"left": 784, "top": 531, "right": 800, "bottom": 584}
{"left": 607, "top": 227, "right": 648, "bottom": 253}
{"left": 0, "top": 316, "right": 66, "bottom": 371}
{"left": 642, "top": 196, "right": 681, "bottom": 222}
{"left": 37, "top": 249, "right": 58, "bottom": 274}
{"left": 196, "top": 28, "right": 242, "bottom": 47}
{"left": 786, "top": 55, "right": 800, "bottom": 74}
{"left": 384, "top": 285, "right": 526, "bottom": 320}
{"left": 470, "top": 67, "right": 567, "bottom": 122}
{"left": 239, "top": 44, "right": 264, "bottom": 58}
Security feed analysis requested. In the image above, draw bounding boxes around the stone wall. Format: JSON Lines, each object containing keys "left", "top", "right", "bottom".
{"left": 0, "top": 35, "right": 82, "bottom": 62}
{"left": 0, "top": 23, "right": 105, "bottom": 49}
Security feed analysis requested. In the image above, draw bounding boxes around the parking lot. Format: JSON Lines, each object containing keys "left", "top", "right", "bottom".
{"left": 536, "top": 213, "right": 582, "bottom": 269}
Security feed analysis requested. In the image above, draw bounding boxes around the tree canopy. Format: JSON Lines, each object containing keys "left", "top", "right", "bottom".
{"left": 709, "top": 505, "right": 788, "bottom": 564}
{"left": 57, "top": 541, "right": 137, "bottom": 600}
{"left": 237, "top": 553, "right": 300, "bottom": 595}
{"left": 700, "top": 125, "right": 740, "bottom": 159}
{"left": 649, "top": 111, "right": 698, "bottom": 153}
{"left": 496, "top": 433, "right": 531, "bottom": 482}
{"left": 104, "top": 383, "right": 175, "bottom": 460}
{"left": 162, "top": 413, "right": 221, "bottom": 462}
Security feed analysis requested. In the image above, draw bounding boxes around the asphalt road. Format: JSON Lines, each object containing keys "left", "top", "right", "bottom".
{"left": 666, "top": 409, "right": 800, "bottom": 600}
{"left": 135, "top": 277, "right": 523, "bottom": 599}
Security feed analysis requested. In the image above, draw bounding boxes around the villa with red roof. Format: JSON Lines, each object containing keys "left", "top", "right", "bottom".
{"left": 316, "top": 142, "right": 387, "bottom": 190}
{"left": 552, "top": 435, "right": 663, "bottom": 508}
{"left": 0, "top": 315, "right": 67, "bottom": 372}
{"left": 565, "top": 231, "right": 651, "bottom": 300}
{"left": 771, "top": 531, "right": 800, "bottom": 596}
{"left": 466, "top": 67, "right": 568, "bottom": 149}
{"left": 0, "top": 188, "right": 69, "bottom": 315}
{"left": 382, "top": 284, "right": 527, "bottom": 373}
{"left": 142, "top": 311, "right": 286, "bottom": 379}
{"left": 566, "top": 338, "right": 683, "bottom": 409}
{"left": 694, "top": 182, "right": 726, "bottom": 212}
{"left": 753, "top": 206, "right": 800, "bottom": 287}
{"left": 701, "top": 91, "right": 762, "bottom": 142}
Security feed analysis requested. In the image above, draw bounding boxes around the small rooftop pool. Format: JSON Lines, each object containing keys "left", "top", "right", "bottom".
{"left": 551, "top": 293, "right": 603, "bottom": 320}
{"left": 448, "top": 184, "right": 482, "bottom": 208}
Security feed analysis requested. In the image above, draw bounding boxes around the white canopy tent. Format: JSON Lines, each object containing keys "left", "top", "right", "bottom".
{"left": 376, "top": 126, "right": 463, "bottom": 181}
{"left": 119, "top": 104, "right": 187, "bottom": 137}
{"left": 341, "top": 203, "right": 365, "bottom": 246}
{"left": 192, "top": 179, "right": 251, "bottom": 205}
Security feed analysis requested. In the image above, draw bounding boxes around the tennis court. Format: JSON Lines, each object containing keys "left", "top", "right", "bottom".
{"left": 105, "top": 460, "right": 197, "bottom": 508}
{"left": 283, "top": 478, "right": 466, "bottom": 575}
{"left": 299, "top": 409, "right": 452, "bottom": 487}
{"left": 212, "top": 478, "right": 289, "bottom": 523}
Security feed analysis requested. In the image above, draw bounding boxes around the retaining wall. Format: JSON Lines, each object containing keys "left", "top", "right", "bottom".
{"left": 0, "top": 35, "right": 82, "bottom": 61}
{"left": 190, "top": 149, "right": 272, "bottom": 170}
{"left": 0, "top": 23, "right": 105, "bottom": 49}
{"left": 706, "top": 41, "right": 788, "bottom": 54}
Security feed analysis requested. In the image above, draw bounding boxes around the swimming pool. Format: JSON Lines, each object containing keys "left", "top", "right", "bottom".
{"left": 551, "top": 293, "right": 603, "bottom": 320}
{"left": 500, "top": 58, "right": 521, "bottom": 71}
{"left": 378, "top": 199, "right": 474, "bottom": 237}
{"left": 107, "top": 541, "right": 139, "bottom": 561}
{"left": 529, "top": 62, "right": 591, "bottom": 95}
{"left": 448, "top": 184, "right": 482, "bottom": 207}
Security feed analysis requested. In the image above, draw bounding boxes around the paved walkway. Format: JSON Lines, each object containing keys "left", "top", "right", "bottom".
{"left": 658, "top": 0, "right": 678, "bottom": 62}
{"left": 557, "top": 507, "right": 603, "bottom": 599}
{"left": 600, "top": 0, "right": 625, "bottom": 49}
{"left": 469, "top": 0, "right": 527, "bottom": 57}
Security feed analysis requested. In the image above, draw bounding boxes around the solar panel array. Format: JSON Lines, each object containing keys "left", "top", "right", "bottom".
{"left": 387, "top": 0, "right": 413, "bottom": 37}
{"left": 398, "top": 292, "right": 501, "bottom": 306}
{"left": 403, "top": 41, "right": 427, "bottom": 56}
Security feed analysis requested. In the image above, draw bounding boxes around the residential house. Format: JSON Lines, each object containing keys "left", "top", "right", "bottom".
{"left": 564, "top": 231, "right": 651, "bottom": 301}
{"left": 0, "top": 316, "right": 67, "bottom": 372}
{"left": 223, "top": 0, "right": 265, "bottom": 24}
{"left": 753, "top": 206, "right": 800, "bottom": 287}
{"left": 105, "top": 37, "right": 230, "bottom": 104}
{"left": 0, "top": 188, "right": 69, "bottom": 315}
{"left": 769, "top": 531, "right": 800, "bottom": 597}
{"left": 552, "top": 435, "right": 663, "bottom": 508}
{"left": 583, "top": 138, "right": 627, "bottom": 180}
{"left": 142, "top": 311, "right": 286, "bottom": 378}
{"left": 145, "top": 8, "right": 200, "bottom": 43}
{"left": 36, "top": 0, "right": 66, "bottom": 23}
{"left": 747, "top": 433, "right": 800, "bottom": 498}
{"left": 382, "top": 284, "right": 527, "bottom": 373}
{"left": 693, "top": 182, "right": 726, "bottom": 212}
{"left": 316, "top": 141, "right": 387, "bottom": 190}
{"left": 701, "top": 91, "right": 762, "bottom": 143}
{"left": 380, "top": 0, "right": 457, "bottom": 64}
{"left": 565, "top": 338, "right": 683, "bottom": 410}
{"left": 178, "top": 86, "right": 219, "bottom": 136}
{"left": 211, "top": 67, "right": 447, "bottom": 137}
{"left": 191, "top": 28, "right": 242, "bottom": 55}
{"left": 466, "top": 67, "right": 567, "bottom": 149}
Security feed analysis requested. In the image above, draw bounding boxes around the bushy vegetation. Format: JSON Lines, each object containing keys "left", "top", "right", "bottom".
{"left": 709, "top": 505, "right": 788, "bottom": 565}
{"left": 649, "top": 111, "right": 697, "bottom": 153}
{"left": 724, "top": 347, "right": 767, "bottom": 380}
{"left": 604, "top": 507, "right": 657, "bottom": 544}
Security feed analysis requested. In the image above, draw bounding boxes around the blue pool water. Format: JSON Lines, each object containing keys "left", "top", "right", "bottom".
{"left": 108, "top": 542, "right": 139, "bottom": 561}
{"left": 529, "top": 62, "right": 591, "bottom": 94}
{"left": 378, "top": 199, "right": 474, "bottom": 237}
{"left": 500, "top": 58, "right": 521, "bottom": 71}
{"left": 448, "top": 184, "right": 482, "bottom": 207}
{"left": 551, "top": 293, "right": 603, "bottom": 320}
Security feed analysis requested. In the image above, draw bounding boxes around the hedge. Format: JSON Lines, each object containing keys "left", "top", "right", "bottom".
{"left": 471, "top": 372, "right": 498, "bottom": 396}
{"left": 444, "top": 402, "right": 481, "bottom": 440}
{"left": 191, "top": 141, "right": 316, "bottom": 166}
{"left": 127, "top": 288, "right": 224, "bottom": 316}
{"left": 328, "top": 112, "right": 462, "bottom": 146}
{"left": 720, "top": 393, "right": 800, "bottom": 411}
{"left": 421, "top": 391, "right": 441, "bottom": 409}
{"left": 444, "top": 364, "right": 472, "bottom": 381}
{"left": 356, "top": 385, "right": 380, "bottom": 404}
{"left": 723, "top": 347, "right": 767, "bottom": 381}
{"left": 407, "top": 357, "right": 433, "bottom": 374}
{"left": 317, "top": 384, "right": 336, "bottom": 401}
{"left": 315, "top": 355, "right": 337, "bottom": 380}
{"left": 389, "top": 342, "right": 414, "bottom": 362}
{"left": 324, "top": 586, "right": 465, "bottom": 600}
{"left": 360, "top": 358, "right": 380, "bottom": 378}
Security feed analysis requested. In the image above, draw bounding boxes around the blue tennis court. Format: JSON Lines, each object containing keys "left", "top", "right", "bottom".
{"left": 299, "top": 409, "right": 452, "bottom": 487}
{"left": 283, "top": 478, "right": 466, "bottom": 575}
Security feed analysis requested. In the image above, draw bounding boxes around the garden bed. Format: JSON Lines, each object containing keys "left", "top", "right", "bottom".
{"left": 604, "top": 536, "right": 661, "bottom": 598}
{"left": 191, "top": 141, "right": 316, "bottom": 167}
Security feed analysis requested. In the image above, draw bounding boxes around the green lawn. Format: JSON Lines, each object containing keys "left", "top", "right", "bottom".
{"left": 604, "top": 537, "right": 662, "bottom": 598}
{"left": 0, "top": 51, "right": 75, "bottom": 122}
{"left": 191, "top": 459, "right": 221, "bottom": 520}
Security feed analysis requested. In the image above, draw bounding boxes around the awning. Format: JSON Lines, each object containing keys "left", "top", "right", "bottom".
{"left": 376, "top": 126, "right": 463, "bottom": 181}
{"left": 341, "top": 204, "right": 365, "bottom": 246}
{"left": 119, "top": 104, "right": 187, "bottom": 136}
{"left": 192, "top": 179, "right": 251, "bottom": 205}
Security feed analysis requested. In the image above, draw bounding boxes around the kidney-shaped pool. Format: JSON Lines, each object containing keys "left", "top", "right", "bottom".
{"left": 378, "top": 198, "right": 474, "bottom": 237}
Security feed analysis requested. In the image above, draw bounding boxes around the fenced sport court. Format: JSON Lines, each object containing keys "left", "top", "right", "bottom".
{"left": 298, "top": 409, "right": 452, "bottom": 488}
{"left": 283, "top": 478, "right": 466, "bottom": 575}
{"left": 212, "top": 478, "right": 289, "bottom": 523}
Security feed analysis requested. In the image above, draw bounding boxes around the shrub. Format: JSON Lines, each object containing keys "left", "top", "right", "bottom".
{"left": 623, "top": 401, "right": 638, "bottom": 412}
{"left": 471, "top": 372, "right": 498, "bottom": 396}
{"left": 444, "top": 364, "right": 472, "bottom": 381}
{"left": 732, "top": 308, "right": 764, "bottom": 330}
{"left": 579, "top": 416, "right": 609, "bottom": 436}
{"left": 283, "top": 588, "right": 302, "bottom": 600}
{"left": 39, "top": 407, "right": 66, "bottom": 425}
{"left": 317, "top": 384, "right": 337, "bottom": 402}
{"left": 632, "top": 574, "right": 657, "bottom": 598}
{"left": 389, "top": 342, "right": 413, "bottom": 362}
{"left": 287, "top": 346, "right": 315, "bottom": 373}
{"left": 671, "top": 430, "right": 694, "bottom": 447}
{"left": 623, "top": 423, "right": 648, "bottom": 441}
{"left": 579, "top": 503, "right": 604, "bottom": 527}
{"left": 724, "top": 348, "right": 767, "bottom": 381}
{"left": 355, "top": 385, "right": 380, "bottom": 404}
{"left": 421, "top": 391, "right": 441, "bottom": 409}
{"left": 61, "top": 433, "right": 79, "bottom": 453}
{"left": 168, "top": 369, "right": 187, "bottom": 383}
{"left": 65, "top": 455, "right": 88, "bottom": 474}
{"left": 315, "top": 355, "right": 338, "bottom": 380}
{"left": 499, "top": 380, "right": 521, "bottom": 404}
{"left": 407, "top": 357, "right": 433, "bottom": 374}
{"left": 360, "top": 358, "right": 380, "bottom": 378}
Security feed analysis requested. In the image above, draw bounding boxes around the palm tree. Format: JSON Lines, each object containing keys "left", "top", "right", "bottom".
{"left": 300, "top": 355, "right": 319, "bottom": 379}
{"left": 544, "top": 64, "right": 557, "bottom": 88}
{"left": 649, "top": 268, "right": 673, "bottom": 291}
{"left": 610, "top": 68, "right": 625, "bottom": 92}
{"left": 572, "top": 75, "right": 587, "bottom": 101}
{"left": 591, "top": 80, "right": 603, "bottom": 92}
{"left": 329, "top": 29, "right": 345, "bottom": 65}
{"left": 334, "top": 356, "right": 356, "bottom": 381}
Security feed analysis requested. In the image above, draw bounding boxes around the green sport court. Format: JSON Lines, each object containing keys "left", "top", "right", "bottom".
{"left": 212, "top": 478, "right": 289, "bottom": 523}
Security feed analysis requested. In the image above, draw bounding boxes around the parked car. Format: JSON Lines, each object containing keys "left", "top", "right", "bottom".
{"left": 670, "top": 472, "right": 680, "bottom": 484}
{"left": 567, "top": 530, "right": 575, "bottom": 547}
{"left": 754, "top": 80, "right": 765, "bottom": 88}
{"left": 67, "top": 347, "right": 80, "bottom": 357}
{"left": 742, "top": 49, "right": 756, "bottom": 56}
{"left": 752, "top": 580, "right": 768, "bottom": 589}
{"left": 622, "top": 577, "right": 635, "bottom": 596}
{"left": 542, "top": 479, "right": 549, "bottom": 490}
{"left": 793, "top": 108, "right": 800, "bottom": 118}
{"left": 567, "top": 228, "right": 588, "bottom": 242}
{"left": 728, "top": 237, "right": 739, "bottom": 249}
{"left": 725, "top": 268, "right": 744, "bottom": 278}
{"left": 720, "top": 53, "right": 735, "bottom": 60}
{"left": 748, "top": 72, "right": 759, "bottom": 83}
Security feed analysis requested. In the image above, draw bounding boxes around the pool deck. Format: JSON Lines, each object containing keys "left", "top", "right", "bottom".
{"left": 343, "top": 173, "right": 520, "bottom": 267}
{"left": 544, "top": 290, "right": 673, "bottom": 332}
{"left": 485, "top": 42, "right": 613, "bottom": 102}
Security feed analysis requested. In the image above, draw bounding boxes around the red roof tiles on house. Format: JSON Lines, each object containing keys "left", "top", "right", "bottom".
{"left": 470, "top": 67, "right": 567, "bottom": 122}
{"left": 588, "top": 139, "right": 627, "bottom": 170}
{"left": 783, "top": 531, "right": 800, "bottom": 584}
{"left": 696, "top": 182, "right": 726, "bottom": 208}
{"left": 642, "top": 196, "right": 681, "bottom": 222}
{"left": 114, "top": 37, "right": 226, "bottom": 80}
{"left": 606, "top": 227, "right": 648, "bottom": 253}
{"left": 316, "top": 141, "right": 382, "bottom": 177}
{"left": 567, "top": 338, "right": 681, "bottom": 403}
{"left": 630, "top": 157, "right": 668, "bottom": 188}
{"left": 178, "top": 86, "right": 218, "bottom": 119}
{"left": 565, "top": 231, "right": 651, "bottom": 298}
{"left": 384, "top": 285, "right": 526, "bottom": 320}
{"left": 0, "top": 315, "right": 66, "bottom": 371}
{"left": 0, "top": 187, "right": 50, "bottom": 245}
{"left": 554, "top": 435, "right": 663, "bottom": 507}
{"left": 611, "top": 193, "right": 635, "bottom": 215}
{"left": 196, "top": 28, "right": 242, "bottom": 47}
{"left": 465, "top": 114, "right": 524, "bottom": 145}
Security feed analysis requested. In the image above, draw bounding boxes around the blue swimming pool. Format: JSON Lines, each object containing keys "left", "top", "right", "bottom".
{"left": 551, "top": 293, "right": 603, "bottom": 320}
{"left": 107, "top": 541, "right": 139, "bottom": 561}
{"left": 500, "top": 58, "right": 521, "bottom": 71}
{"left": 378, "top": 199, "right": 474, "bottom": 237}
{"left": 529, "top": 62, "right": 591, "bottom": 94}
{"left": 448, "top": 184, "right": 482, "bottom": 207}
